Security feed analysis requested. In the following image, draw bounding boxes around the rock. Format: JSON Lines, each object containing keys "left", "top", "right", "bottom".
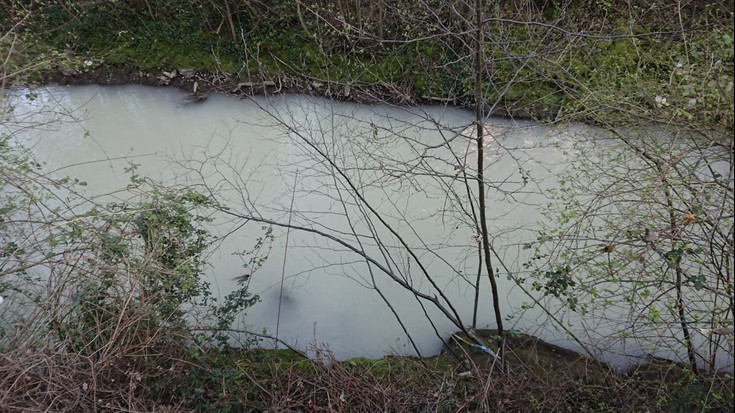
{"left": 188, "top": 93, "right": 207, "bottom": 103}
{"left": 58, "top": 66, "right": 77, "bottom": 77}
{"left": 162, "top": 69, "right": 177, "bottom": 79}
{"left": 178, "top": 68, "right": 195, "bottom": 78}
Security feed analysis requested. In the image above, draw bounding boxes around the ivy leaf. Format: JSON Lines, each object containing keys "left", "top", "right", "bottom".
{"left": 686, "top": 274, "right": 707, "bottom": 290}
{"left": 664, "top": 249, "right": 683, "bottom": 268}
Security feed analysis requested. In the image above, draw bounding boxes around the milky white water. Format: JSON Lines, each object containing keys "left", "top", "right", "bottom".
{"left": 4, "top": 85, "right": 732, "bottom": 371}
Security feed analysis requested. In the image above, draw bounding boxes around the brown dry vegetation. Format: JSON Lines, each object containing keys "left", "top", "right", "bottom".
{"left": 1, "top": 328, "right": 733, "bottom": 412}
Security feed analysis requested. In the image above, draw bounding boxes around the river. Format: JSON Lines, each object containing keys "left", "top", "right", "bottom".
{"left": 4, "top": 84, "right": 732, "bottom": 371}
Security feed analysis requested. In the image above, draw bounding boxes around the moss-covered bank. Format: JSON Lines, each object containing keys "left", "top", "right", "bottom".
{"left": 3, "top": 0, "right": 733, "bottom": 126}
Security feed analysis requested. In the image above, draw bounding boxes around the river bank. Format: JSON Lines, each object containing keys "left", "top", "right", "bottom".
{"left": 43, "top": 64, "right": 547, "bottom": 120}
{"left": 7, "top": 0, "right": 733, "bottom": 128}
{"left": 1, "top": 327, "right": 732, "bottom": 412}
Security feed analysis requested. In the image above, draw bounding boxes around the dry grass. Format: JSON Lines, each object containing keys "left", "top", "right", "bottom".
{"left": 1, "top": 323, "right": 733, "bottom": 413}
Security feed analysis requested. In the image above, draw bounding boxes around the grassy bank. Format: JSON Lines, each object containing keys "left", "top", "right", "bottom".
{"left": 3, "top": 1, "right": 733, "bottom": 125}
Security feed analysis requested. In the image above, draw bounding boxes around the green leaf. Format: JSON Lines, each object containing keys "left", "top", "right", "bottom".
{"left": 664, "top": 249, "right": 683, "bottom": 268}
